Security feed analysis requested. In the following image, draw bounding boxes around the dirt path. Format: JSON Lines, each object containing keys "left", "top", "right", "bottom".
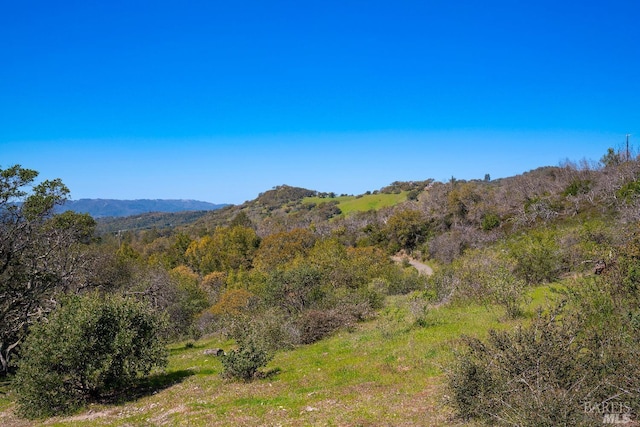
{"left": 391, "top": 255, "right": 434, "bottom": 276}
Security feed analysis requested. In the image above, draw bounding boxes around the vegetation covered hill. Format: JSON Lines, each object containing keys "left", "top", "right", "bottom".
{"left": 1, "top": 148, "right": 639, "bottom": 425}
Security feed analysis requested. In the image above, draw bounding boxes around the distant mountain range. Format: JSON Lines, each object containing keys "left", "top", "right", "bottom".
{"left": 57, "top": 199, "right": 229, "bottom": 218}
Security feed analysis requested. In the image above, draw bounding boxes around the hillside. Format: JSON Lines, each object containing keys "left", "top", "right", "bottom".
{"left": 91, "top": 182, "right": 426, "bottom": 235}
{"left": 57, "top": 199, "right": 228, "bottom": 218}
{"left": 2, "top": 150, "right": 640, "bottom": 426}
{"left": 2, "top": 289, "right": 546, "bottom": 426}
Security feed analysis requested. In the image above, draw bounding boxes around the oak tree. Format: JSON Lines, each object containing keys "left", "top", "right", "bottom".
{"left": 0, "top": 165, "right": 96, "bottom": 374}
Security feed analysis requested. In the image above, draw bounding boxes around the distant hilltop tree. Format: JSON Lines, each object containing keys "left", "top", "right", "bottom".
{"left": 256, "top": 185, "right": 316, "bottom": 210}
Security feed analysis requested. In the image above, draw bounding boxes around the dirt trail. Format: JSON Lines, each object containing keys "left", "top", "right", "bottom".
{"left": 391, "top": 255, "right": 434, "bottom": 276}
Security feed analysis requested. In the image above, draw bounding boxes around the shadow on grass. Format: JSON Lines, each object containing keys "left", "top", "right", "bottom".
{"left": 257, "top": 367, "right": 282, "bottom": 380}
{"left": 168, "top": 341, "right": 205, "bottom": 356}
{"left": 97, "top": 369, "right": 195, "bottom": 405}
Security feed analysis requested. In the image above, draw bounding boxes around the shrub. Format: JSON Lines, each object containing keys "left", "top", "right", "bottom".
{"left": 447, "top": 277, "right": 640, "bottom": 426}
{"left": 447, "top": 311, "right": 592, "bottom": 425}
{"left": 220, "top": 340, "right": 272, "bottom": 381}
{"left": 407, "top": 292, "right": 430, "bottom": 327}
{"left": 427, "top": 228, "right": 474, "bottom": 264}
{"left": 297, "top": 308, "right": 353, "bottom": 344}
{"left": 169, "top": 266, "right": 210, "bottom": 339}
{"left": 428, "top": 248, "right": 526, "bottom": 313}
{"left": 225, "top": 309, "right": 299, "bottom": 353}
{"left": 384, "top": 209, "right": 430, "bottom": 253}
{"left": 13, "top": 293, "right": 167, "bottom": 419}
{"left": 481, "top": 212, "right": 500, "bottom": 231}
{"left": 490, "top": 266, "right": 528, "bottom": 319}
{"left": 387, "top": 268, "right": 427, "bottom": 295}
{"left": 507, "top": 229, "right": 564, "bottom": 284}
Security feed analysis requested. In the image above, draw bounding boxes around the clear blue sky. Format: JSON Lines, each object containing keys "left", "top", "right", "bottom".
{"left": 1, "top": 1, "right": 638, "bottom": 204}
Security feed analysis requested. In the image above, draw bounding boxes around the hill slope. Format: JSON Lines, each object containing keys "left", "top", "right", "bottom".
{"left": 2, "top": 288, "right": 552, "bottom": 426}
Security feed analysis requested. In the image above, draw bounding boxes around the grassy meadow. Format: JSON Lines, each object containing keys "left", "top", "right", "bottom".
{"left": 304, "top": 192, "right": 408, "bottom": 215}
{"left": 0, "top": 284, "right": 562, "bottom": 426}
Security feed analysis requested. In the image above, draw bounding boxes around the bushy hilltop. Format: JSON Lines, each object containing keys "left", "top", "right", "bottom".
{"left": 114, "top": 152, "right": 634, "bottom": 264}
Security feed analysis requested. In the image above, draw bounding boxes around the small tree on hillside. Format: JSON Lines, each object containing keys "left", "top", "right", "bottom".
{"left": 220, "top": 340, "right": 272, "bottom": 381}
{"left": 384, "top": 209, "right": 430, "bottom": 253}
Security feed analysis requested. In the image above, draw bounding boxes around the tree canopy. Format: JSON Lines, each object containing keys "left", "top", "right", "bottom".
{"left": 0, "top": 165, "right": 97, "bottom": 373}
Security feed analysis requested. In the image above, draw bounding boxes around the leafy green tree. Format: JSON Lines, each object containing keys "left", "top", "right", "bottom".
{"left": 253, "top": 228, "right": 316, "bottom": 272}
{"left": 145, "top": 232, "right": 193, "bottom": 269}
{"left": 384, "top": 209, "right": 430, "bottom": 253}
{"left": 186, "top": 225, "right": 260, "bottom": 274}
{"left": 211, "top": 288, "right": 257, "bottom": 317}
{"left": 0, "top": 165, "right": 97, "bottom": 374}
{"left": 264, "top": 263, "right": 324, "bottom": 314}
{"left": 168, "top": 266, "right": 209, "bottom": 338}
{"left": 13, "top": 293, "right": 167, "bottom": 418}
{"left": 600, "top": 147, "right": 622, "bottom": 168}
{"left": 185, "top": 234, "right": 218, "bottom": 273}
{"left": 345, "top": 246, "right": 396, "bottom": 288}
{"left": 307, "top": 238, "right": 351, "bottom": 288}
{"left": 116, "top": 241, "right": 141, "bottom": 261}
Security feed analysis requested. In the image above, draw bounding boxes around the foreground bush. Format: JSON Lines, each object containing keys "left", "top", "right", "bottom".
{"left": 221, "top": 340, "right": 272, "bottom": 381}
{"left": 447, "top": 277, "right": 640, "bottom": 426}
{"left": 14, "top": 293, "right": 167, "bottom": 419}
{"left": 448, "top": 311, "right": 588, "bottom": 425}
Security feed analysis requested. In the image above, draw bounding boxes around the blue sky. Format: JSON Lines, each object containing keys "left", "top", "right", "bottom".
{"left": 1, "top": 1, "right": 638, "bottom": 204}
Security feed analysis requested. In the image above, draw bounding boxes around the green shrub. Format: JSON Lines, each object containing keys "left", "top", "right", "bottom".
{"left": 13, "top": 293, "right": 167, "bottom": 419}
{"left": 220, "top": 341, "right": 272, "bottom": 381}
{"left": 387, "top": 268, "right": 427, "bottom": 295}
{"left": 408, "top": 292, "right": 430, "bottom": 327}
{"left": 481, "top": 212, "right": 500, "bottom": 231}
{"left": 225, "top": 309, "right": 299, "bottom": 353}
{"left": 563, "top": 179, "right": 592, "bottom": 197}
{"left": 507, "top": 229, "right": 564, "bottom": 284}
{"left": 616, "top": 179, "right": 640, "bottom": 203}
{"left": 490, "top": 266, "right": 528, "bottom": 318}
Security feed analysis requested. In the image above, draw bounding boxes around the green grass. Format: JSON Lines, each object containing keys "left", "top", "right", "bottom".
{"left": 0, "top": 286, "right": 558, "bottom": 426}
{"left": 526, "top": 282, "right": 567, "bottom": 313}
{"left": 304, "top": 192, "right": 408, "bottom": 215}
